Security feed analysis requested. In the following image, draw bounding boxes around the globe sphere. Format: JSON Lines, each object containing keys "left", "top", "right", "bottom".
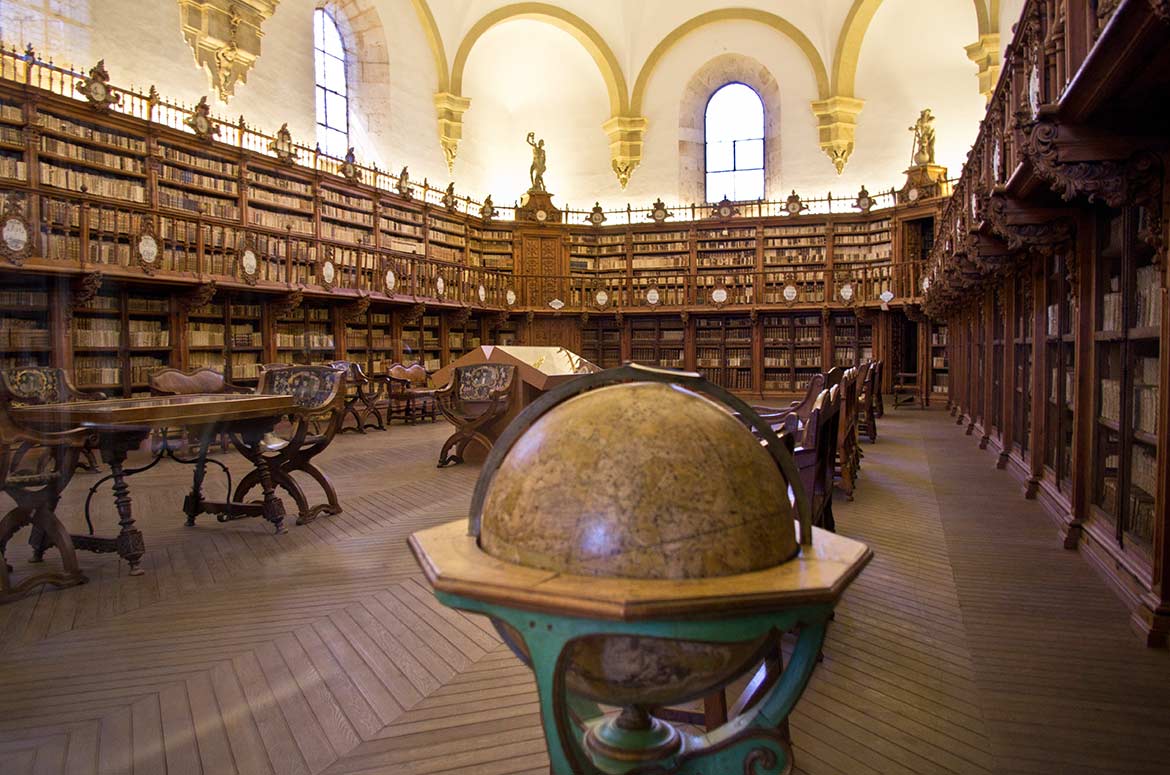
{"left": 478, "top": 381, "right": 798, "bottom": 706}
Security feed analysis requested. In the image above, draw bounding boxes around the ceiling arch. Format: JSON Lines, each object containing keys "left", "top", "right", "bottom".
{"left": 631, "top": 9, "right": 830, "bottom": 115}
{"left": 833, "top": 0, "right": 991, "bottom": 98}
{"left": 450, "top": 3, "right": 629, "bottom": 116}
{"left": 409, "top": 0, "right": 450, "bottom": 92}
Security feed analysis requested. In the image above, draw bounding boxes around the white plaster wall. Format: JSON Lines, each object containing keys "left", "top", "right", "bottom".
{"left": 849, "top": 0, "right": 986, "bottom": 193}
{"left": 456, "top": 19, "right": 613, "bottom": 207}
{"left": 630, "top": 19, "right": 823, "bottom": 207}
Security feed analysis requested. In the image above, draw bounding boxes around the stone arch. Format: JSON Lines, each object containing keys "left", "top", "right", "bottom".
{"left": 632, "top": 10, "right": 829, "bottom": 115}
{"left": 409, "top": 0, "right": 449, "bottom": 92}
{"left": 450, "top": 3, "right": 629, "bottom": 116}
{"left": 834, "top": 0, "right": 992, "bottom": 99}
{"left": 678, "top": 55, "right": 782, "bottom": 205}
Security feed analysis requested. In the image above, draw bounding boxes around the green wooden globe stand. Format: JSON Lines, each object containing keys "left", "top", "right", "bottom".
{"left": 409, "top": 365, "right": 871, "bottom": 775}
{"left": 435, "top": 588, "right": 832, "bottom": 774}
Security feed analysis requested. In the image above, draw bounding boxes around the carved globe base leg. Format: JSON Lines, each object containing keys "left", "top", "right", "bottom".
{"left": 584, "top": 706, "right": 681, "bottom": 773}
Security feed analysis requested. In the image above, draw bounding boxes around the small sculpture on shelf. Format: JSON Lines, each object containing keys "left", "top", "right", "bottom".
{"left": 442, "top": 182, "right": 457, "bottom": 211}
{"left": 76, "top": 59, "right": 119, "bottom": 111}
{"left": 711, "top": 196, "right": 739, "bottom": 220}
{"left": 785, "top": 190, "right": 806, "bottom": 215}
{"left": 587, "top": 202, "right": 606, "bottom": 226}
{"left": 647, "top": 198, "right": 673, "bottom": 223}
{"left": 396, "top": 166, "right": 413, "bottom": 200}
{"left": 267, "top": 123, "right": 295, "bottom": 163}
{"left": 340, "top": 147, "right": 360, "bottom": 183}
{"left": 526, "top": 132, "right": 547, "bottom": 192}
{"left": 480, "top": 195, "right": 496, "bottom": 222}
{"left": 853, "top": 185, "right": 875, "bottom": 213}
{"left": 910, "top": 108, "right": 936, "bottom": 166}
{"left": 185, "top": 96, "right": 220, "bottom": 141}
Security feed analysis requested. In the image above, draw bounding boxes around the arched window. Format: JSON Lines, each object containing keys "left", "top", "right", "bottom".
{"left": 705, "top": 83, "right": 765, "bottom": 202}
{"left": 314, "top": 9, "right": 349, "bottom": 157}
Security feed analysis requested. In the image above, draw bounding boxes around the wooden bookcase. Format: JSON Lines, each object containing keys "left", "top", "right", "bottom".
{"left": 930, "top": 322, "right": 950, "bottom": 397}
{"left": 1090, "top": 207, "right": 1161, "bottom": 560}
{"left": 1042, "top": 251, "right": 1076, "bottom": 494}
{"left": 0, "top": 273, "right": 51, "bottom": 372}
{"left": 629, "top": 316, "right": 685, "bottom": 369}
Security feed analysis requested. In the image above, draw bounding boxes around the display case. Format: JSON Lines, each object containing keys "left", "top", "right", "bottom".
{"left": 930, "top": 322, "right": 950, "bottom": 396}
{"left": 1043, "top": 251, "right": 1077, "bottom": 493}
{"left": 1091, "top": 207, "right": 1161, "bottom": 557}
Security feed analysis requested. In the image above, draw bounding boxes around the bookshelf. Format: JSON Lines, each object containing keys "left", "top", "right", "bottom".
{"left": 489, "top": 318, "right": 519, "bottom": 348}
{"left": 761, "top": 314, "right": 801, "bottom": 393}
{"left": 0, "top": 96, "right": 26, "bottom": 182}
{"left": 319, "top": 182, "right": 375, "bottom": 247}
{"left": 157, "top": 139, "right": 240, "bottom": 221}
{"left": 631, "top": 229, "right": 689, "bottom": 274}
{"left": 369, "top": 310, "right": 396, "bottom": 372}
{"left": 245, "top": 163, "right": 315, "bottom": 236}
{"left": 380, "top": 201, "right": 425, "bottom": 256}
{"left": 1092, "top": 207, "right": 1161, "bottom": 558}
{"left": 580, "top": 317, "right": 621, "bottom": 368}
{"left": 427, "top": 210, "right": 467, "bottom": 264}
{"left": 1042, "top": 252, "right": 1075, "bottom": 492}
{"left": 763, "top": 223, "right": 826, "bottom": 266}
{"left": 695, "top": 316, "right": 753, "bottom": 391}
{"left": 0, "top": 275, "right": 51, "bottom": 371}
{"left": 831, "top": 312, "right": 872, "bottom": 368}
{"left": 630, "top": 316, "right": 685, "bottom": 369}
{"left": 446, "top": 313, "right": 482, "bottom": 362}
{"left": 227, "top": 298, "right": 264, "bottom": 383}
{"left": 792, "top": 313, "right": 824, "bottom": 392}
{"left": 71, "top": 284, "right": 172, "bottom": 396}
{"left": 696, "top": 226, "right": 756, "bottom": 271}
{"left": 402, "top": 313, "right": 441, "bottom": 370}
{"left": 930, "top": 322, "right": 949, "bottom": 396}
{"left": 36, "top": 108, "right": 147, "bottom": 203}
{"left": 187, "top": 300, "right": 227, "bottom": 375}
{"left": 274, "top": 301, "right": 336, "bottom": 365}
{"left": 469, "top": 225, "right": 514, "bottom": 270}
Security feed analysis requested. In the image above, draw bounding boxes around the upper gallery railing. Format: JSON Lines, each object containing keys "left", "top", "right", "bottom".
{"left": 0, "top": 42, "right": 930, "bottom": 310}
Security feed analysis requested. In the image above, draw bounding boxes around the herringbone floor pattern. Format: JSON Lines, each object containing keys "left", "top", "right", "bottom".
{"left": 1, "top": 410, "right": 1168, "bottom": 774}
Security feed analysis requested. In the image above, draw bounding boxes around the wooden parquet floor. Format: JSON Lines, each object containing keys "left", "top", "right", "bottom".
{"left": 1, "top": 409, "right": 1168, "bottom": 774}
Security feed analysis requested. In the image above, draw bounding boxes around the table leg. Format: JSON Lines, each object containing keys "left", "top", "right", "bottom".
{"left": 102, "top": 439, "right": 146, "bottom": 576}
{"left": 237, "top": 425, "right": 287, "bottom": 535}
{"left": 183, "top": 426, "right": 216, "bottom": 527}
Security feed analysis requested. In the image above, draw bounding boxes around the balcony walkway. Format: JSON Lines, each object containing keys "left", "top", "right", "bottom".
{"left": 0, "top": 409, "right": 1168, "bottom": 774}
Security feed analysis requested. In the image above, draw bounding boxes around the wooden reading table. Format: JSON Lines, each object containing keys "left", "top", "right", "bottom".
{"left": 12, "top": 393, "right": 296, "bottom": 577}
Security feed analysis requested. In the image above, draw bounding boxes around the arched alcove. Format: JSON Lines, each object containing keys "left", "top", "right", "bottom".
{"left": 679, "top": 55, "right": 782, "bottom": 205}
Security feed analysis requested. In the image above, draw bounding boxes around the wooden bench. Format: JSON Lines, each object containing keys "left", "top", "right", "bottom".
{"left": 330, "top": 360, "right": 388, "bottom": 433}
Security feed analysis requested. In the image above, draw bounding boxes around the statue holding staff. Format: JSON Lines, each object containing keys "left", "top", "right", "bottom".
{"left": 909, "top": 108, "right": 936, "bottom": 166}
{"left": 527, "top": 132, "right": 547, "bottom": 192}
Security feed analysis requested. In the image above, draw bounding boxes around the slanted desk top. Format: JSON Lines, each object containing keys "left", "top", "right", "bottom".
{"left": 12, "top": 394, "right": 295, "bottom": 429}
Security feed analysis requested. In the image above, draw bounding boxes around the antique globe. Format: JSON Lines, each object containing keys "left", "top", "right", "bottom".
{"left": 479, "top": 380, "right": 798, "bottom": 707}
{"left": 410, "top": 364, "right": 870, "bottom": 774}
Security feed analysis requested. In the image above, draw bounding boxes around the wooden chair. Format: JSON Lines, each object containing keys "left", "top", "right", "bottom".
{"left": 434, "top": 364, "right": 517, "bottom": 467}
{"left": 149, "top": 367, "right": 252, "bottom": 454}
{"left": 0, "top": 375, "right": 91, "bottom": 602}
{"left": 329, "top": 360, "right": 387, "bottom": 433}
{"left": 231, "top": 365, "right": 347, "bottom": 525}
{"left": 835, "top": 365, "right": 864, "bottom": 500}
{"left": 870, "top": 359, "right": 885, "bottom": 418}
{"left": 893, "top": 371, "right": 922, "bottom": 408}
{"left": 752, "top": 373, "right": 825, "bottom": 427}
{"left": 2, "top": 366, "right": 104, "bottom": 471}
{"left": 386, "top": 363, "right": 437, "bottom": 424}
{"left": 795, "top": 386, "right": 841, "bottom": 533}
{"left": 856, "top": 360, "right": 880, "bottom": 444}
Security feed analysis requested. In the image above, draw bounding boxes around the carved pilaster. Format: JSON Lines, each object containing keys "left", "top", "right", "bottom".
{"left": 401, "top": 302, "right": 425, "bottom": 327}
{"left": 341, "top": 295, "right": 370, "bottom": 323}
{"left": 67, "top": 271, "right": 104, "bottom": 322}
{"left": 178, "top": 279, "right": 217, "bottom": 312}
{"left": 271, "top": 288, "right": 303, "bottom": 318}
